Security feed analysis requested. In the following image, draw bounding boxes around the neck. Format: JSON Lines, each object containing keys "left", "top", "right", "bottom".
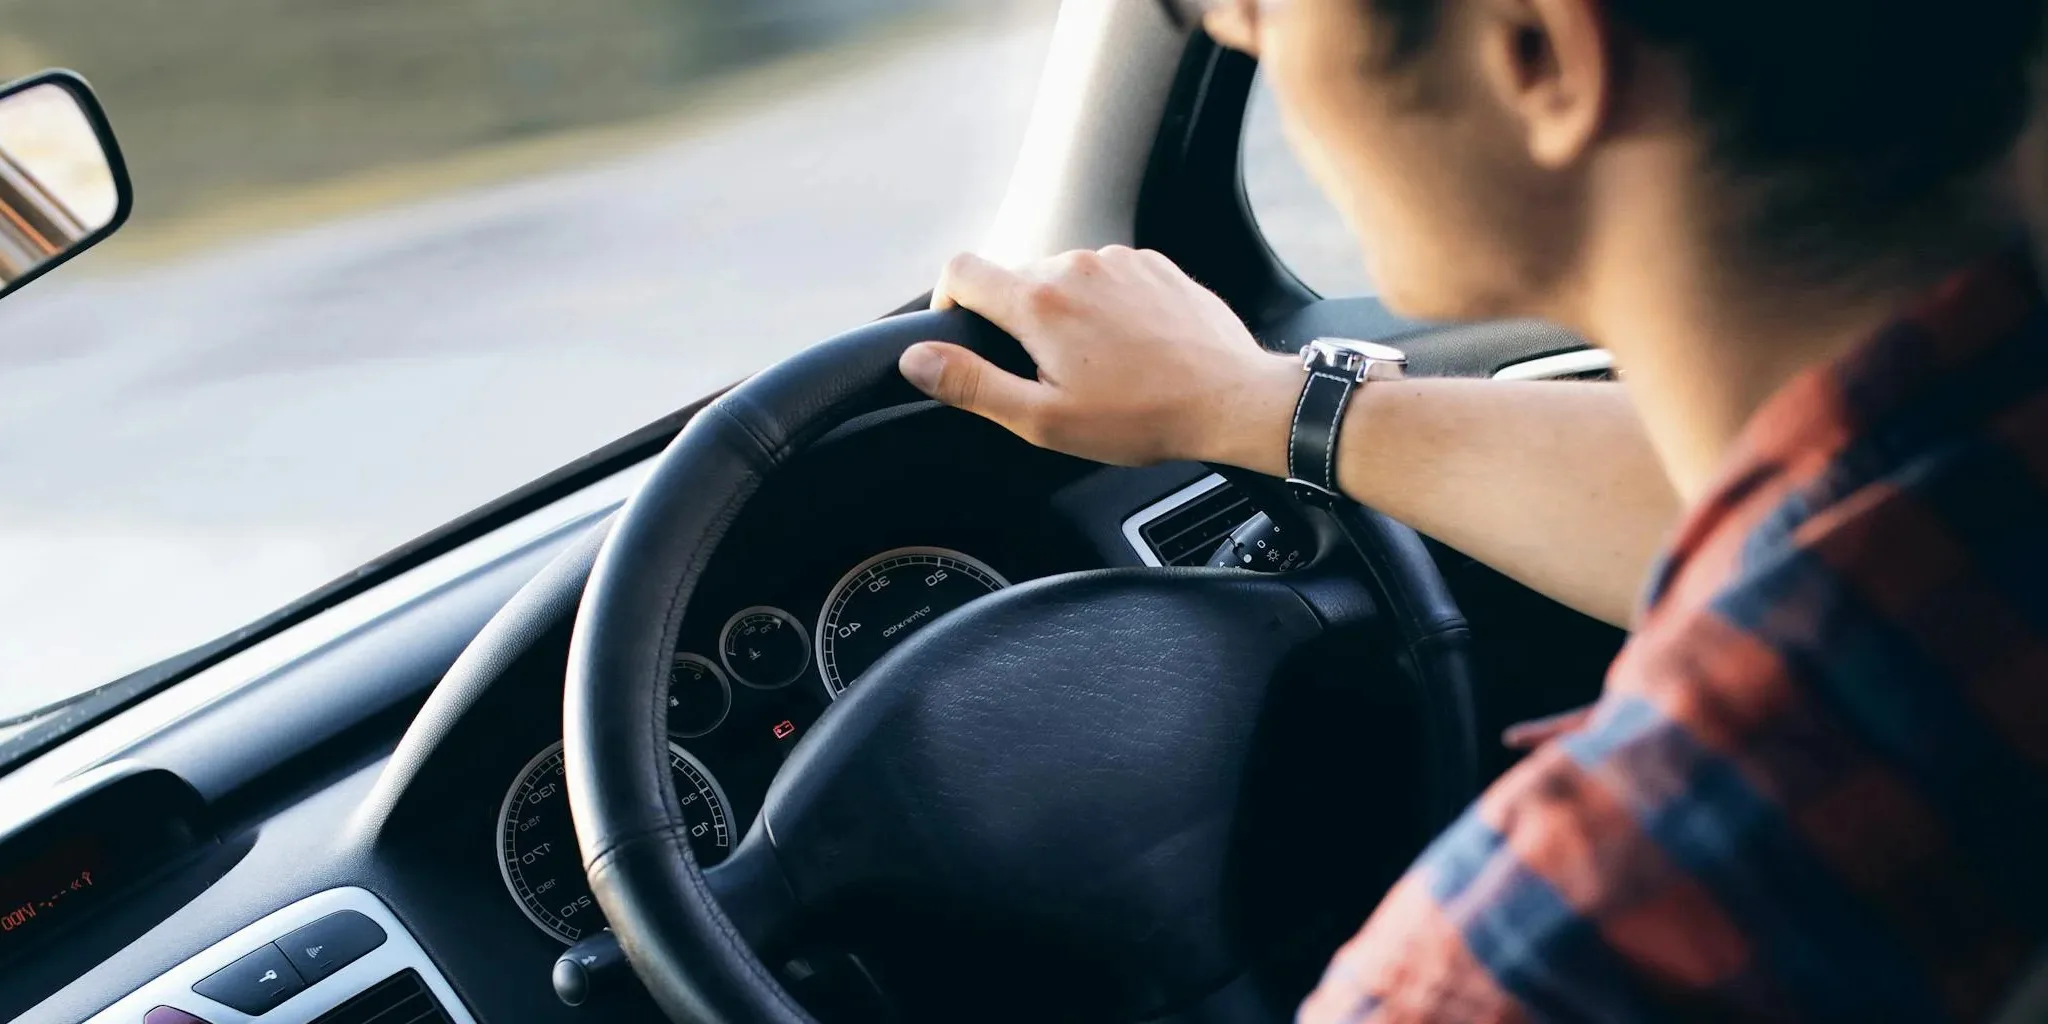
{"left": 1563, "top": 155, "right": 2016, "bottom": 501}
{"left": 1587, "top": 250, "right": 1895, "bottom": 501}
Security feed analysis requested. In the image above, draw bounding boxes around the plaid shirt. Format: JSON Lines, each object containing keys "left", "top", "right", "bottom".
{"left": 1301, "top": 246, "right": 2048, "bottom": 1023}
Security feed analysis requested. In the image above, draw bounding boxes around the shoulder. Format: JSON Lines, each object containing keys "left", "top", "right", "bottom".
{"left": 1640, "top": 414, "right": 2048, "bottom": 725}
{"left": 1683, "top": 430, "right": 2048, "bottom": 770}
{"left": 1628, "top": 433, "right": 2048, "bottom": 889}
{"left": 1306, "top": 693, "right": 1949, "bottom": 1022}
{"left": 1590, "top": 435, "right": 2048, "bottom": 1020}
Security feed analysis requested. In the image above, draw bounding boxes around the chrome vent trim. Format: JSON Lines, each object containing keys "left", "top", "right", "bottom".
{"left": 1492, "top": 348, "right": 1615, "bottom": 381}
{"left": 1121, "top": 474, "right": 1256, "bottom": 567}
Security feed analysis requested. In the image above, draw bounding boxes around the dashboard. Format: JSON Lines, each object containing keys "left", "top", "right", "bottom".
{"left": 2, "top": 385, "right": 1621, "bottom": 1023}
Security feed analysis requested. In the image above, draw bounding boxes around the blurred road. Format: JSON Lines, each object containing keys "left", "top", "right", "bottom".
{"left": 0, "top": 15, "right": 1361, "bottom": 715}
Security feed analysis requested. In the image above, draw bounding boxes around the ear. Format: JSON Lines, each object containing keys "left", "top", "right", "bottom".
{"left": 1477, "top": 0, "right": 1609, "bottom": 169}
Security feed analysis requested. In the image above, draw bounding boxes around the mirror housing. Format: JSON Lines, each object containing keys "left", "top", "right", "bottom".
{"left": 0, "top": 69, "right": 131, "bottom": 300}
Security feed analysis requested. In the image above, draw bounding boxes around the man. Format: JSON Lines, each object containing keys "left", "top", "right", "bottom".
{"left": 896, "top": 0, "right": 2048, "bottom": 1020}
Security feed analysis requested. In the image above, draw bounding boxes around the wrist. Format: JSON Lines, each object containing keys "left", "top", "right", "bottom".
{"left": 1190, "top": 350, "right": 1302, "bottom": 476}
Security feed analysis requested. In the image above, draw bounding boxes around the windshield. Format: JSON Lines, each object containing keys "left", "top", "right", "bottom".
{"left": 0, "top": 1, "right": 1057, "bottom": 722}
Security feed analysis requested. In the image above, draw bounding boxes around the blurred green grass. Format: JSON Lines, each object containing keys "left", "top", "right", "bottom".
{"left": 0, "top": 0, "right": 959, "bottom": 231}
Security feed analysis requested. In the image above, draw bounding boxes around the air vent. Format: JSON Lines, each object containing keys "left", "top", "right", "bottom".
{"left": 1493, "top": 349, "right": 1615, "bottom": 382}
{"left": 1122, "top": 475, "right": 1257, "bottom": 567}
{"left": 311, "top": 970, "right": 453, "bottom": 1024}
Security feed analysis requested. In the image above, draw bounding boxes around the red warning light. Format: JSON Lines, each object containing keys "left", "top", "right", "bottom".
{"left": 772, "top": 720, "right": 797, "bottom": 741}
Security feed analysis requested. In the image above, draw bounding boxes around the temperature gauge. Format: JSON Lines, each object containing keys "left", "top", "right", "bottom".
{"left": 719, "top": 606, "right": 809, "bottom": 690}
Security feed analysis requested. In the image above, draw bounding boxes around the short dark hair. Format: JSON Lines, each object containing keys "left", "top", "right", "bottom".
{"left": 1368, "top": 0, "right": 2046, "bottom": 287}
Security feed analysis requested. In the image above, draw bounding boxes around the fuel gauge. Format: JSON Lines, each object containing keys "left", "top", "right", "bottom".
{"left": 667, "top": 653, "right": 732, "bottom": 738}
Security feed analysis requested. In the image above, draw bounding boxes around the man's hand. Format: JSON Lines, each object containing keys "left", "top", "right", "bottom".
{"left": 898, "top": 247, "right": 1300, "bottom": 471}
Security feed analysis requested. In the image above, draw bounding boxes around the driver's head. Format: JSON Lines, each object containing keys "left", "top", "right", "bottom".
{"left": 1202, "top": 0, "right": 2045, "bottom": 326}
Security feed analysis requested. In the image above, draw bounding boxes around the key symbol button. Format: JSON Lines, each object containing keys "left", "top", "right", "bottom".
{"left": 192, "top": 944, "right": 303, "bottom": 1014}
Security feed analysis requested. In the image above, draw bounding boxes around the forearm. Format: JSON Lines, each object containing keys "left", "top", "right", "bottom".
{"left": 1210, "top": 356, "right": 1677, "bottom": 628}
{"left": 899, "top": 250, "right": 1676, "bottom": 625}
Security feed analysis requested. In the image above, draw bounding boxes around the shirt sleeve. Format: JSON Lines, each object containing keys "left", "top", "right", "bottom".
{"left": 1296, "top": 694, "right": 1769, "bottom": 1024}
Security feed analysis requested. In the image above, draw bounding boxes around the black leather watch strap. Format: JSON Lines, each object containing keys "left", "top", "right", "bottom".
{"left": 1286, "top": 367, "right": 1356, "bottom": 506}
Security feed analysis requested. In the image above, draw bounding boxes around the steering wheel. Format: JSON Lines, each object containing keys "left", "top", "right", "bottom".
{"left": 563, "top": 310, "right": 1483, "bottom": 1023}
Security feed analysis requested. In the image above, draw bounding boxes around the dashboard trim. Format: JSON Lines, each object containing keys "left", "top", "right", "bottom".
{"left": 1491, "top": 348, "right": 1614, "bottom": 381}
{"left": 80, "top": 886, "right": 475, "bottom": 1024}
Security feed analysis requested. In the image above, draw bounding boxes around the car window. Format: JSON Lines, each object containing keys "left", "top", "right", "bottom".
{"left": 1241, "top": 70, "right": 1374, "bottom": 298}
{"left": 0, "top": 1, "right": 1057, "bottom": 720}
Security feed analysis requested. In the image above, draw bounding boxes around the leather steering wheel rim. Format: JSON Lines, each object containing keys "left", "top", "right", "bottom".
{"left": 562, "top": 309, "right": 1482, "bottom": 1023}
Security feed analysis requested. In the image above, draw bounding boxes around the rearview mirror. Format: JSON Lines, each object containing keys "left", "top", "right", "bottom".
{"left": 0, "top": 71, "right": 130, "bottom": 299}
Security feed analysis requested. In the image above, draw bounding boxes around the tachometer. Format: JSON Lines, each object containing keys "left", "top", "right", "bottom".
{"left": 495, "top": 740, "right": 731, "bottom": 944}
{"left": 815, "top": 547, "right": 1009, "bottom": 699}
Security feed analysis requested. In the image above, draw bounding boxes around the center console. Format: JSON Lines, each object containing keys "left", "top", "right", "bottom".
{"left": 81, "top": 888, "right": 474, "bottom": 1024}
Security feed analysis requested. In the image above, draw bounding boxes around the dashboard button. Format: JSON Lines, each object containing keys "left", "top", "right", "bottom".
{"left": 192, "top": 943, "right": 303, "bottom": 1014}
{"left": 278, "top": 910, "right": 387, "bottom": 983}
{"left": 144, "top": 1008, "right": 212, "bottom": 1024}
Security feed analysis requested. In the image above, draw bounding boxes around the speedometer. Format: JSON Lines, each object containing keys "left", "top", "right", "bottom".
{"left": 815, "top": 546, "right": 1009, "bottom": 699}
{"left": 496, "top": 740, "right": 731, "bottom": 944}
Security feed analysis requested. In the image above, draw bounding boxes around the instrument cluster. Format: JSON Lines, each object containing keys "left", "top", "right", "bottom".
{"left": 493, "top": 544, "right": 1011, "bottom": 945}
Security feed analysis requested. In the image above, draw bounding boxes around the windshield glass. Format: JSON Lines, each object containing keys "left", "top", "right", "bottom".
{"left": 0, "top": 1, "right": 1057, "bottom": 721}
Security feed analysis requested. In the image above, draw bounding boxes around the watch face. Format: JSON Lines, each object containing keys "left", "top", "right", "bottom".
{"left": 1304, "top": 338, "right": 1407, "bottom": 381}
{"left": 1312, "top": 338, "right": 1406, "bottom": 363}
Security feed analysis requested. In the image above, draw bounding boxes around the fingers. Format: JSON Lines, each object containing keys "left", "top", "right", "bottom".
{"left": 1499, "top": 722, "right": 1548, "bottom": 751}
{"left": 933, "top": 247, "right": 1180, "bottom": 314}
{"left": 899, "top": 341, "right": 1043, "bottom": 431}
{"left": 1131, "top": 245, "right": 1182, "bottom": 276}
{"left": 1203, "top": 5, "right": 1260, "bottom": 54}
{"left": 1499, "top": 706, "right": 1596, "bottom": 750}
{"left": 930, "top": 252, "right": 1032, "bottom": 326}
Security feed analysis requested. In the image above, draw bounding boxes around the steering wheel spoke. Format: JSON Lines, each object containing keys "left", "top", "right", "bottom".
{"left": 738, "top": 568, "right": 1327, "bottom": 1014}
{"left": 704, "top": 827, "right": 801, "bottom": 953}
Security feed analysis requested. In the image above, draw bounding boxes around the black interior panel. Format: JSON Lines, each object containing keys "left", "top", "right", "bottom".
{"left": 0, "top": 768, "right": 221, "bottom": 1020}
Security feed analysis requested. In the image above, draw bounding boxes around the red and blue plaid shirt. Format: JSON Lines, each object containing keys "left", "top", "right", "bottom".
{"left": 1301, "top": 245, "right": 2048, "bottom": 1023}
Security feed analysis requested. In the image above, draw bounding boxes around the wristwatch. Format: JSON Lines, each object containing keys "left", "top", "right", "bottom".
{"left": 1286, "top": 337, "right": 1407, "bottom": 506}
